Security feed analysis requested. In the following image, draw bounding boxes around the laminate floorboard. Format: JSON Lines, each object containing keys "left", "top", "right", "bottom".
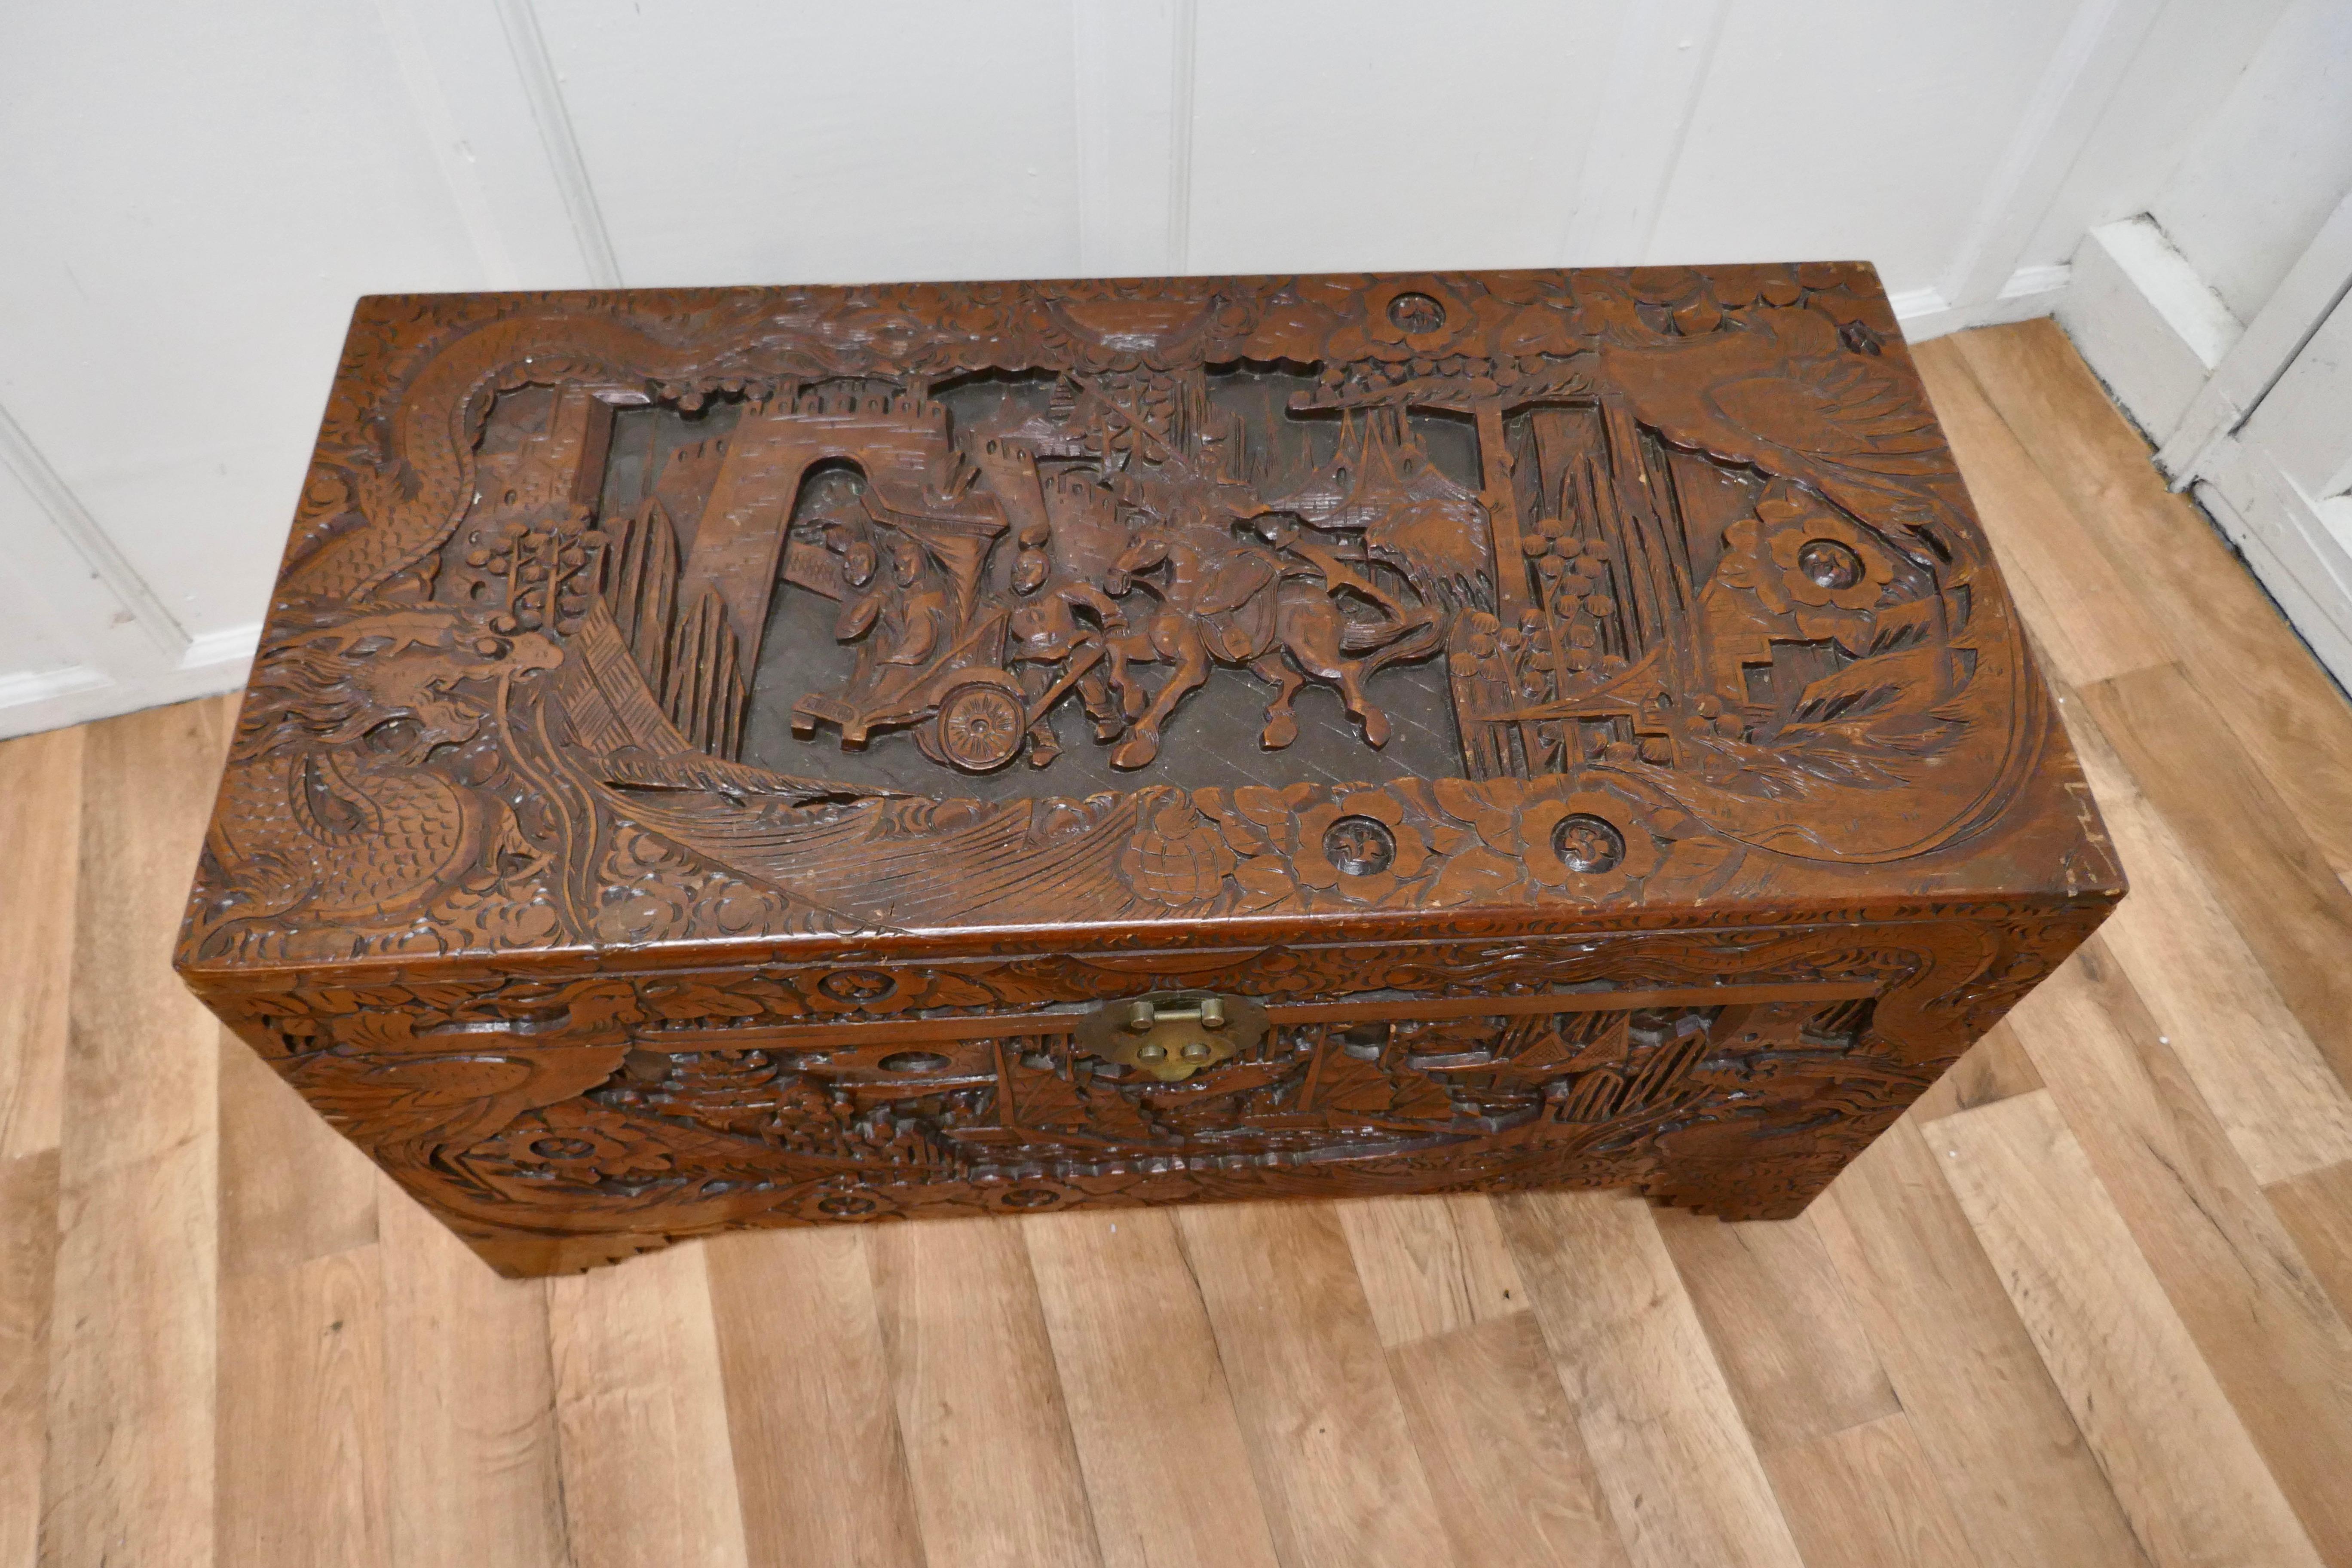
{"left": 6, "top": 328, "right": 2351, "bottom": 1567}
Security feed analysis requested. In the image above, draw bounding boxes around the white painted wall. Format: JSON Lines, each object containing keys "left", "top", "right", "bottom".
{"left": 2053, "top": 0, "right": 2352, "bottom": 692}
{"left": 2149, "top": 0, "right": 2352, "bottom": 324}
{"left": 0, "top": 0, "right": 2330, "bottom": 735}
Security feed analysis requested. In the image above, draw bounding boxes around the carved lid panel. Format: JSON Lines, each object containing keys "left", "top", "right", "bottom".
{"left": 178, "top": 267, "right": 2120, "bottom": 973}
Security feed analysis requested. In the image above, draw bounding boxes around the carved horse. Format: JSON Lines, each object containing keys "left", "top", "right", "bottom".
{"left": 1103, "top": 513, "right": 1444, "bottom": 769}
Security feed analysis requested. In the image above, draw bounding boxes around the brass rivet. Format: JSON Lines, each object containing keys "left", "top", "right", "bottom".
{"left": 1199, "top": 997, "right": 1226, "bottom": 1030}
{"left": 1125, "top": 1000, "right": 1156, "bottom": 1033}
{"left": 1136, "top": 1043, "right": 1167, "bottom": 1062}
{"left": 1180, "top": 1041, "right": 1211, "bottom": 1060}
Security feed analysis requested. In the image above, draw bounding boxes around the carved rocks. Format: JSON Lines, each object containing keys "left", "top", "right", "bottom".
{"left": 175, "top": 267, "right": 2122, "bottom": 1276}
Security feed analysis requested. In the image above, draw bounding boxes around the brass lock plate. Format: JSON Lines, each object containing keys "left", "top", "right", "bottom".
{"left": 1073, "top": 991, "right": 1269, "bottom": 1083}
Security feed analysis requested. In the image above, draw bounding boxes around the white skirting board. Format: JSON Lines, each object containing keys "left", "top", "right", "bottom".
{"left": 1891, "top": 264, "right": 2076, "bottom": 344}
{"left": 0, "top": 625, "right": 259, "bottom": 741}
{"left": 2055, "top": 218, "right": 2243, "bottom": 441}
{"left": 2194, "top": 446, "right": 2352, "bottom": 692}
{"left": 2055, "top": 213, "right": 2352, "bottom": 698}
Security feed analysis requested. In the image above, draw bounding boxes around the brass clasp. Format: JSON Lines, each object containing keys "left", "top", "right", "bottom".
{"left": 1074, "top": 990, "right": 1268, "bottom": 1082}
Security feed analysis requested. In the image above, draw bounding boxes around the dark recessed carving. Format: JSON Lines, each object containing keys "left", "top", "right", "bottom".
{"left": 817, "top": 1193, "right": 880, "bottom": 1217}
{"left": 1323, "top": 815, "right": 1397, "bottom": 877}
{"left": 879, "top": 1050, "right": 952, "bottom": 1074}
{"left": 1798, "top": 538, "right": 1865, "bottom": 591}
{"left": 1387, "top": 291, "right": 1446, "bottom": 334}
{"left": 1552, "top": 814, "right": 1626, "bottom": 875}
{"left": 821, "top": 970, "right": 894, "bottom": 1002}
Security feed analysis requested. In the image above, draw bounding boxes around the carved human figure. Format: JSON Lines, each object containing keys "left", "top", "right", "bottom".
{"left": 836, "top": 535, "right": 950, "bottom": 695}
{"left": 1006, "top": 539, "right": 1134, "bottom": 766}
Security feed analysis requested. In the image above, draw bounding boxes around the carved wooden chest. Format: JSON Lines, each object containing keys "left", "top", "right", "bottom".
{"left": 176, "top": 266, "right": 2121, "bottom": 1275}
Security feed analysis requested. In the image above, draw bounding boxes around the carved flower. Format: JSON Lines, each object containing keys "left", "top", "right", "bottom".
{"left": 1626, "top": 266, "right": 1703, "bottom": 306}
{"left": 1769, "top": 524, "right": 1891, "bottom": 612}
{"left": 1707, "top": 266, "right": 1805, "bottom": 310}
{"left": 1120, "top": 790, "right": 1239, "bottom": 907}
{"left": 1749, "top": 484, "right": 1894, "bottom": 612}
{"left": 1516, "top": 790, "right": 1660, "bottom": 900}
{"left": 1709, "top": 494, "right": 1899, "bottom": 701}
{"left": 472, "top": 1100, "right": 675, "bottom": 1182}
{"left": 1294, "top": 790, "right": 1430, "bottom": 906}
{"left": 1361, "top": 277, "right": 1470, "bottom": 355}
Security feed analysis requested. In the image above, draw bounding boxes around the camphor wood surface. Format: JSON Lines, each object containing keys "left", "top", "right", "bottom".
{"left": 169, "top": 269, "right": 2117, "bottom": 1271}
{"left": 5, "top": 319, "right": 2351, "bottom": 1563}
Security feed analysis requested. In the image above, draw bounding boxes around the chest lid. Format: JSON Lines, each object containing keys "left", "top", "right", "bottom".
{"left": 177, "top": 266, "right": 2117, "bottom": 980}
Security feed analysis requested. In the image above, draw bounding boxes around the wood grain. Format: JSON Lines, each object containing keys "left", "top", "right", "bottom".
{"left": 2060, "top": 686, "right": 2352, "bottom": 1189}
{"left": 2267, "top": 1159, "right": 2352, "bottom": 1331}
{"left": 1813, "top": 1118, "right": 2150, "bottom": 1568}
{"left": 1936, "top": 1091, "right": 2324, "bottom": 1568}
{"left": 1954, "top": 319, "right": 2352, "bottom": 879}
{"left": 1653, "top": 1207, "right": 1898, "bottom": 1453}
{"left": 547, "top": 1243, "right": 748, "bottom": 1568}
{"left": 216, "top": 1246, "right": 391, "bottom": 1568}
{"left": 867, "top": 1217, "right": 1101, "bottom": 1568}
{"left": 1389, "top": 1312, "right": 1629, "bottom": 1568}
{"left": 43, "top": 700, "right": 226, "bottom": 1568}
{"left": 1336, "top": 1192, "right": 1527, "bottom": 1349}
{"left": 2055, "top": 680, "right": 2352, "bottom": 1184}
{"left": 1761, "top": 1412, "right": 1978, "bottom": 1568}
{"left": 0, "top": 1152, "right": 58, "bottom": 1568}
{"left": 1173, "top": 1202, "right": 1457, "bottom": 1568}
{"left": 376, "top": 1175, "right": 570, "bottom": 1568}
{"left": 1499, "top": 1189, "right": 1804, "bottom": 1568}
{"left": 1023, "top": 1210, "right": 1283, "bottom": 1568}
{"left": 703, "top": 1227, "right": 927, "bottom": 1568}
{"left": 1912, "top": 338, "right": 2170, "bottom": 686}
{"left": 0, "top": 726, "right": 79, "bottom": 1161}
{"left": 2009, "top": 940, "right": 2352, "bottom": 1561}
{"left": 217, "top": 1029, "right": 377, "bottom": 1278}
{"left": 1908, "top": 1018, "right": 2042, "bottom": 1124}
{"left": 2082, "top": 662, "right": 2352, "bottom": 1092}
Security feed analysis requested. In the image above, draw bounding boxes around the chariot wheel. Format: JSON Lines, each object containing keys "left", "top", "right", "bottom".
{"left": 933, "top": 679, "right": 1026, "bottom": 773}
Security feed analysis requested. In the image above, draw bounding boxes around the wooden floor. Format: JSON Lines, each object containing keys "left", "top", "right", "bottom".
{"left": 6, "top": 320, "right": 2352, "bottom": 1568}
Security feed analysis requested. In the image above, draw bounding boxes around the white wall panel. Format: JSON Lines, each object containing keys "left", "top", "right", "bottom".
{"left": 375, "top": 0, "right": 614, "bottom": 288}
{"left": 0, "top": 0, "right": 484, "bottom": 650}
{"left": 2018, "top": 0, "right": 2294, "bottom": 272}
{"left": 537, "top": 0, "right": 1086, "bottom": 285}
{"left": 2149, "top": 0, "right": 2352, "bottom": 323}
{"left": 0, "top": 443, "right": 175, "bottom": 730}
{"left": 0, "top": 459, "right": 110, "bottom": 702}
{"left": 1073, "top": 0, "right": 1193, "bottom": 276}
{"left": 1650, "top": 0, "right": 2065, "bottom": 291}
{"left": 2053, "top": 2, "right": 2352, "bottom": 696}
{"left": 1185, "top": 0, "right": 1616, "bottom": 274}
